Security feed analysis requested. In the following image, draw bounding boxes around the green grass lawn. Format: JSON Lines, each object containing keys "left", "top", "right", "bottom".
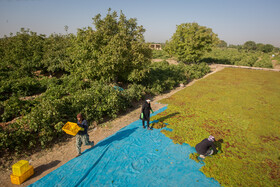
{"left": 151, "top": 68, "right": 280, "bottom": 186}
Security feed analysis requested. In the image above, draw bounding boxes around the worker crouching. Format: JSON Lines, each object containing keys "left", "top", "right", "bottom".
{"left": 195, "top": 135, "right": 217, "bottom": 159}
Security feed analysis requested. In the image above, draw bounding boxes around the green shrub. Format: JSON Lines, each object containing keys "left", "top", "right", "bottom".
{"left": 0, "top": 122, "right": 36, "bottom": 154}
{"left": 70, "top": 84, "right": 127, "bottom": 122}
{"left": 1, "top": 82, "right": 128, "bottom": 150}
{"left": 1, "top": 95, "right": 35, "bottom": 122}
{"left": 152, "top": 50, "right": 170, "bottom": 59}
{"left": 140, "top": 61, "right": 210, "bottom": 95}
{"left": 235, "top": 55, "right": 258, "bottom": 66}
{"left": 16, "top": 97, "right": 71, "bottom": 148}
{"left": 0, "top": 76, "right": 47, "bottom": 101}
{"left": 142, "top": 61, "right": 186, "bottom": 94}
{"left": 122, "top": 84, "right": 146, "bottom": 103}
{"left": 201, "top": 48, "right": 240, "bottom": 65}
{"left": 253, "top": 57, "right": 273, "bottom": 68}
{"left": 272, "top": 54, "right": 280, "bottom": 62}
{"left": 184, "top": 62, "right": 211, "bottom": 80}
{"left": 202, "top": 48, "right": 273, "bottom": 68}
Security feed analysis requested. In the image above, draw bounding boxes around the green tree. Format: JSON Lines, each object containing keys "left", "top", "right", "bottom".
{"left": 41, "top": 33, "right": 73, "bottom": 75}
{"left": 228, "top": 44, "right": 242, "bottom": 49}
{"left": 217, "top": 40, "right": 227, "bottom": 48}
{"left": 165, "top": 22, "right": 219, "bottom": 63}
{"left": 243, "top": 41, "right": 257, "bottom": 51}
{"left": 273, "top": 47, "right": 280, "bottom": 53}
{"left": 256, "top": 43, "right": 265, "bottom": 52}
{"left": 0, "top": 28, "right": 45, "bottom": 78}
{"left": 69, "top": 9, "right": 152, "bottom": 83}
{"left": 256, "top": 43, "right": 275, "bottom": 53}
{"left": 262, "top": 44, "right": 274, "bottom": 53}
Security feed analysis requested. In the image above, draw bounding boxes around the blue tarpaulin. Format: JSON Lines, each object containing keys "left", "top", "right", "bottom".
{"left": 113, "top": 86, "right": 124, "bottom": 91}
{"left": 29, "top": 106, "right": 220, "bottom": 187}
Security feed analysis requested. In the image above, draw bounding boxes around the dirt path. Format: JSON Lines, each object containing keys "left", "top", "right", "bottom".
{"left": 1, "top": 64, "right": 278, "bottom": 186}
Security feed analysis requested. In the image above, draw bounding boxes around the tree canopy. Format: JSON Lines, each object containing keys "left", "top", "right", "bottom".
{"left": 165, "top": 22, "right": 219, "bottom": 63}
{"left": 217, "top": 40, "right": 227, "bottom": 48}
{"left": 69, "top": 9, "right": 152, "bottom": 83}
{"left": 0, "top": 28, "right": 45, "bottom": 78}
{"left": 243, "top": 41, "right": 257, "bottom": 51}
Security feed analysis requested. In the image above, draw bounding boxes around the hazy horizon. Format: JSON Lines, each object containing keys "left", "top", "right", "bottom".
{"left": 1, "top": 0, "right": 280, "bottom": 47}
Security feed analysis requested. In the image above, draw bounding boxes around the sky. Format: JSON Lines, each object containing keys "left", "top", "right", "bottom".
{"left": 1, "top": 0, "right": 280, "bottom": 47}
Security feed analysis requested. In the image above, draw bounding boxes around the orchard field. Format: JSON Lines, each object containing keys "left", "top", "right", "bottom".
{"left": 1, "top": 8, "right": 280, "bottom": 185}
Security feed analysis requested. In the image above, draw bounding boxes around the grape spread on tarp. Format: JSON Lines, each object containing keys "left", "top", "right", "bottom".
{"left": 29, "top": 106, "right": 220, "bottom": 187}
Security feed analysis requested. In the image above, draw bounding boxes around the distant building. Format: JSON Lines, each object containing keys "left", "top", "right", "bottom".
{"left": 149, "top": 44, "right": 162, "bottom": 50}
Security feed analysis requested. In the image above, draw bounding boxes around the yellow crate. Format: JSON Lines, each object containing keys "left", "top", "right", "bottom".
{"left": 12, "top": 160, "right": 29, "bottom": 176}
{"left": 62, "top": 122, "right": 84, "bottom": 136}
{"left": 10, "top": 165, "right": 34, "bottom": 185}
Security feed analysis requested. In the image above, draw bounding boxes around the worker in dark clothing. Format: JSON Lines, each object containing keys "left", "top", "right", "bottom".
{"left": 76, "top": 113, "right": 94, "bottom": 157}
{"left": 195, "top": 135, "right": 217, "bottom": 159}
{"left": 140, "top": 99, "right": 154, "bottom": 130}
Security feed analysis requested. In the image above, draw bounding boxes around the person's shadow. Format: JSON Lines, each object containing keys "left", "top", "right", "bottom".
{"left": 84, "top": 127, "right": 138, "bottom": 153}
{"left": 150, "top": 112, "right": 179, "bottom": 129}
{"left": 214, "top": 139, "right": 224, "bottom": 153}
{"left": 155, "top": 112, "right": 179, "bottom": 122}
{"left": 30, "top": 160, "right": 61, "bottom": 178}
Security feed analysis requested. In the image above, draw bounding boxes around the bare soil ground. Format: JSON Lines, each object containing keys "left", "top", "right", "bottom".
{"left": 1, "top": 64, "right": 279, "bottom": 186}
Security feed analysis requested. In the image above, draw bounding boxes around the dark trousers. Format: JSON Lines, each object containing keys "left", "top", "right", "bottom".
{"left": 142, "top": 120, "right": 150, "bottom": 128}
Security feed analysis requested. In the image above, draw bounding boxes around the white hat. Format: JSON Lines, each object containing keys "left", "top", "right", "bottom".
{"left": 208, "top": 135, "right": 215, "bottom": 142}
{"left": 146, "top": 99, "right": 151, "bottom": 102}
